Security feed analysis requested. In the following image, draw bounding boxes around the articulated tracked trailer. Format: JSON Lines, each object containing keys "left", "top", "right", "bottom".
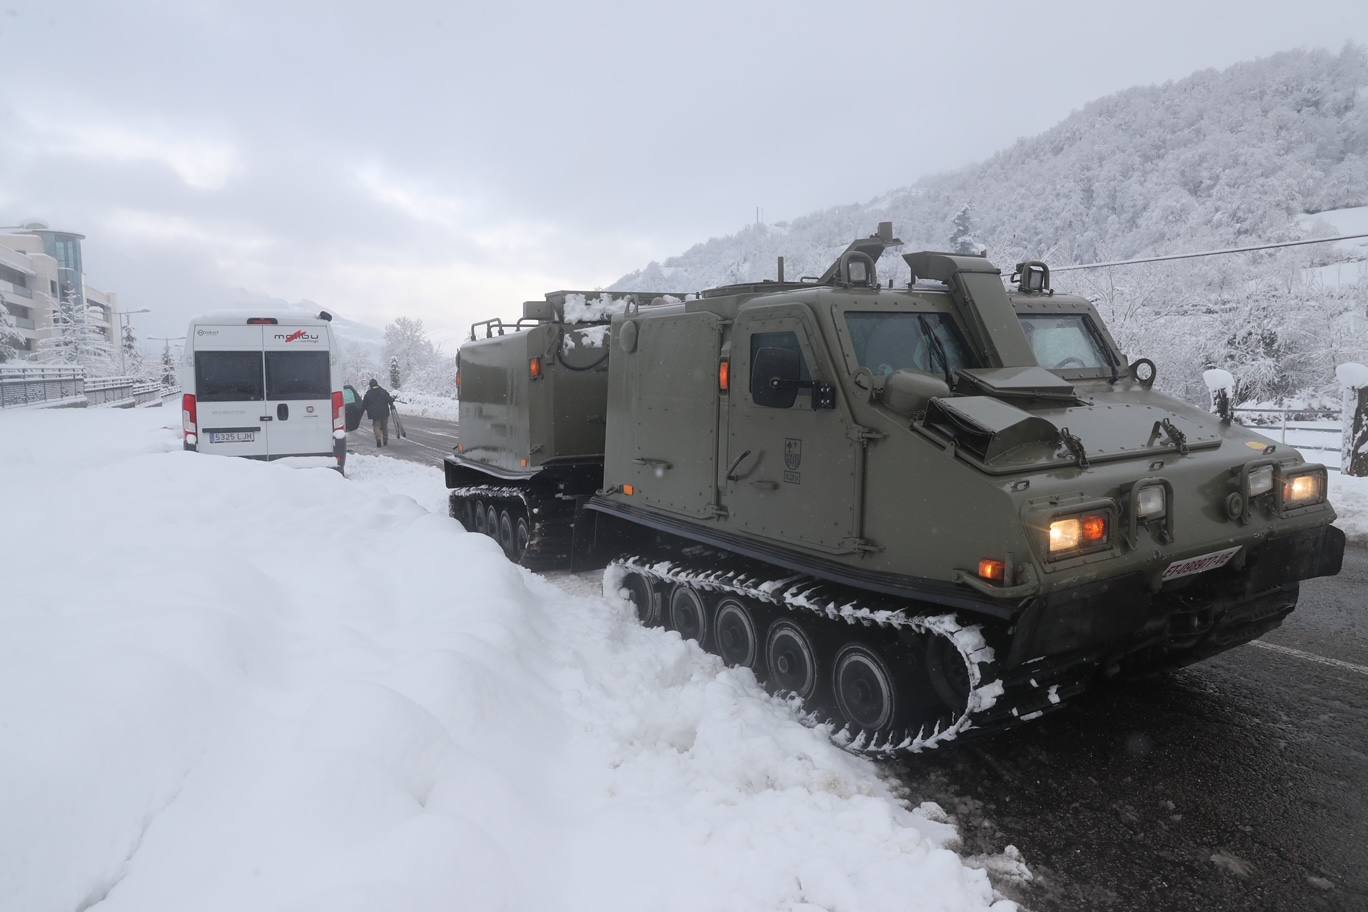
{"left": 445, "top": 224, "right": 1345, "bottom": 753}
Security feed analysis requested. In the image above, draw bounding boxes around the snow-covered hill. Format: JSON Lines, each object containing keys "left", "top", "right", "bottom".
{"left": 614, "top": 47, "right": 1368, "bottom": 404}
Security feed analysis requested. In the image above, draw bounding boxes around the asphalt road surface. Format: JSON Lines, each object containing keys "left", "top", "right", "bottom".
{"left": 346, "top": 411, "right": 459, "bottom": 465}
{"left": 365, "top": 425, "right": 1365, "bottom": 910}
{"left": 892, "top": 545, "right": 1368, "bottom": 912}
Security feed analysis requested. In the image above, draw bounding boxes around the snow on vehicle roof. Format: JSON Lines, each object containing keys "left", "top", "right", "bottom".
{"left": 187, "top": 310, "right": 336, "bottom": 327}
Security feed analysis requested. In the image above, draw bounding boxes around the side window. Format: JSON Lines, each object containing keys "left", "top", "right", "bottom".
{"left": 749, "top": 330, "right": 811, "bottom": 408}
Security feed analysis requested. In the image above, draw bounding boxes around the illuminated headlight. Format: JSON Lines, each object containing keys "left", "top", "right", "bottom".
{"left": 1136, "top": 485, "right": 1166, "bottom": 519}
{"left": 1048, "top": 512, "right": 1108, "bottom": 557}
{"left": 1281, "top": 468, "right": 1326, "bottom": 507}
{"left": 1247, "top": 465, "right": 1274, "bottom": 497}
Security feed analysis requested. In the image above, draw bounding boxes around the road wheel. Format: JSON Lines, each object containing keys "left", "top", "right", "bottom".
{"left": 471, "top": 499, "right": 487, "bottom": 534}
{"left": 620, "top": 571, "right": 664, "bottom": 627}
{"left": 668, "top": 583, "right": 709, "bottom": 646}
{"left": 485, "top": 505, "right": 499, "bottom": 541}
{"left": 497, "top": 509, "right": 517, "bottom": 558}
{"left": 714, "top": 597, "right": 763, "bottom": 672}
{"left": 765, "top": 618, "right": 822, "bottom": 701}
{"left": 832, "top": 643, "right": 897, "bottom": 733}
{"left": 513, "top": 513, "right": 531, "bottom": 563}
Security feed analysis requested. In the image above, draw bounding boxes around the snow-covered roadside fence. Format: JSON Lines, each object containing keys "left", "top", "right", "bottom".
{"left": 0, "top": 365, "right": 172, "bottom": 410}
{"left": 0, "top": 364, "right": 84, "bottom": 409}
{"left": 1229, "top": 406, "right": 1344, "bottom": 466}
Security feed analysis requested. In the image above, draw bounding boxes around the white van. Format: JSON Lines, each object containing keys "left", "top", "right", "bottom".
{"left": 180, "top": 312, "right": 347, "bottom": 470}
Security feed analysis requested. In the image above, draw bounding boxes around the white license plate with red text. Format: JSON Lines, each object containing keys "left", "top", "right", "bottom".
{"left": 1161, "top": 546, "right": 1242, "bottom": 582}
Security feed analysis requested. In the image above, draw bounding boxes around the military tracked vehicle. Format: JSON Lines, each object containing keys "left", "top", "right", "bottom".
{"left": 446, "top": 223, "right": 1346, "bottom": 753}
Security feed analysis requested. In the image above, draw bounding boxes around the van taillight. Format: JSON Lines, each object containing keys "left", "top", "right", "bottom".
{"left": 182, "top": 393, "right": 198, "bottom": 445}
{"left": 331, "top": 391, "right": 344, "bottom": 431}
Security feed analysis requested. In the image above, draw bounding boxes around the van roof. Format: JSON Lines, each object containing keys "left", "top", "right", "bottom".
{"left": 187, "top": 311, "right": 336, "bottom": 328}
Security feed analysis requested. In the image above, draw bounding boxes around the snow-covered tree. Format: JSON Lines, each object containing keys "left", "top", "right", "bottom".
{"left": 0, "top": 297, "right": 22, "bottom": 362}
{"left": 383, "top": 317, "right": 435, "bottom": 388}
{"left": 160, "top": 342, "right": 177, "bottom": 387}
{"left": 120, "top": 322, "right": 145, "bottom": 377}
{"left": 36, "top": 283, "right": 114, "bottom": 373}
{"left": 949, "top": 205, "right": 985, "bottom": 256}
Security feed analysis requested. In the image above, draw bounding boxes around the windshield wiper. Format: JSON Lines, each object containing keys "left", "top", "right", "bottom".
{"left": 917, "top": 314, "right": 954, "bottom": 387}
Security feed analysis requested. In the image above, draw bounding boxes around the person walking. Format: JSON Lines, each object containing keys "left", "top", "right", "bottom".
{"left": 362, "top": 378, "right": 395, "bottom": 446}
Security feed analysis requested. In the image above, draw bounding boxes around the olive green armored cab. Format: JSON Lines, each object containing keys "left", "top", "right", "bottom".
{"left": 446, "top": 225, "right": 1346, "bottom": 753}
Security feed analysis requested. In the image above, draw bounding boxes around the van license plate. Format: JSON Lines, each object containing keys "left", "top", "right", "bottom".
{"left": 209, "top": 431, "right": 256, "bottom": 444}
{"left": 1161, "top": 546, "right": 1241, "bottom": 582}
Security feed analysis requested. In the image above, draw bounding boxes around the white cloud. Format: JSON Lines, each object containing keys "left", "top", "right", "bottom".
{"left": 18, "top": 108, "right": 242, "bottom": 191}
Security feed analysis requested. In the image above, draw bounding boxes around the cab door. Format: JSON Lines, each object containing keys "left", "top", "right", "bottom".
{"left": 262, "top": 325, "right": 333, "bottom": 457}
{"left": 723, "top": 305, "right": 860, "bottom": 553}
{"left": 192, "top": 324, "right": 269, "bottom": 457}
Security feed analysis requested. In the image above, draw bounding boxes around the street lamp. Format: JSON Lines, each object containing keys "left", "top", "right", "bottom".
{"left": 118, "top": 308, "right": 151, "bottom": 376}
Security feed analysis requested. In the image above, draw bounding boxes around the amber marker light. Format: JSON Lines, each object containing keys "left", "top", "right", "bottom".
{"left": 718, "top": 359, "right": 730, "bottom": 391}
{"left": 977, "top": 559, "right": 1005, "bottom": 583}
{"left": 529, "top": 357, "right": 543, "bottom": 380}
{"left": 622, "top": 484, "right": 636, "bottom": 496}
{"left": 1081, "top": 513, "right": 1108, "bottom": 544}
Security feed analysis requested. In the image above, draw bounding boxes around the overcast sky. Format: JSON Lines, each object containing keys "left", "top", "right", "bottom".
{"left": 2, "top": 0, "right": 1365, "bottom": 349}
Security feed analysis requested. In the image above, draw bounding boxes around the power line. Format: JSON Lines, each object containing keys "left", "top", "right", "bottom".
{"left": 1053, "top": 233, "right": 1368, "bottom": 273}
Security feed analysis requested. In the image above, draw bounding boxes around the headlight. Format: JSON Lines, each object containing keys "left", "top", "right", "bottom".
{"left": 1280, "top": 468, "right": 1326, "bottom": 508}
{"left": 1136, "top": 484, "right": 1166, "bottom": 519}
{"left": 1048, "top": 511, "right": 1109, "bottom": 557}
{"left": 1247, "top": 465, "right": 1274, "bottom": 497}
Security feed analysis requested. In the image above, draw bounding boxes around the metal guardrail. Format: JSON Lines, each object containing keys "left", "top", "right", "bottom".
{"left": 1231, "top": 406, "right": 1343, "bottom": 466}
{"left": 0, "top": 365, "right": 172, "bottom": 409}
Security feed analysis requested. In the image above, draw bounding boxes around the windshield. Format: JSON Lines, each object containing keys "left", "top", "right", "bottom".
{"left": 844, "top": 312, "right": 974, "bottom": 379}
{"left": 1019, "top": 314, "right": 1110, "bottom": 370}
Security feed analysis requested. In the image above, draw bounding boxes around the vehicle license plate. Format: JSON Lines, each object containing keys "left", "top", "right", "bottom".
{"left": 209, "top": 431, "right": 256, "bottom": 444}
{"left": 1161, "top": 546, "right": 1241, "bottom": 582}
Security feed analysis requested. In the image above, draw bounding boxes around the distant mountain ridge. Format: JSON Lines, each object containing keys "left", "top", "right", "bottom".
{"left": 613, "top": 46, "right": 1368, "bottom": 292}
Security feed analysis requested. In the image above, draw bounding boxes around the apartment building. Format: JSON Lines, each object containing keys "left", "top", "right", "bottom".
{"left": 0, "top": 223, "right": 120, "bottom": 358}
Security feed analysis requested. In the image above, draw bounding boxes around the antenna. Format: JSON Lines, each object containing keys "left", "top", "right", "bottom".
{"left": 1054, "top": 233, "right": 1368, "bottom": 272}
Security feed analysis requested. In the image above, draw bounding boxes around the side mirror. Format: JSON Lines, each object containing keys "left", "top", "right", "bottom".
{"left": 751, "top": 346, "right": 800, "bottom": 408}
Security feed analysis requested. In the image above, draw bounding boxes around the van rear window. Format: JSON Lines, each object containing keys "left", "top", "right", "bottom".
{"left": 195, "top": 351, "right": 264, "bottom": 402}
{"left": 265, "top": 351, "right": 332, "bottom": 400}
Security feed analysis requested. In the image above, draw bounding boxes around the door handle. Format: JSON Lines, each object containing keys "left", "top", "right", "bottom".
{"left": 748, "top": 480, "right": 779, "bottom": 491}
{"left": 259, "top": 416, "right": 273, "bottom": 422}
{"left": 277, "top": 403, "right": 289, "bottom": 420}
{"left": 633, "top": 456, "right": 673, "bottom": 470}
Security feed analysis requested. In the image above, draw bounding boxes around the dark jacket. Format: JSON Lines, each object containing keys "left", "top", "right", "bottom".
{"left": 362, "top": 385, "right": 393, "bottom": 420}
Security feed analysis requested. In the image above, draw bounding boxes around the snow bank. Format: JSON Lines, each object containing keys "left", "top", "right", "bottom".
{"left": 1331, "top": 472, "right": 1368, "bottom": 545}
{"left": 0, "top": 408, "right": 1014, "bottom": 912}
{"left": 392, "top": 390, "right": 459, "bottom": 422}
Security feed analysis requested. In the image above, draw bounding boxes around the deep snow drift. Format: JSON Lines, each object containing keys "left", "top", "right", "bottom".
{"left": 0, "top": 408, "right": 1015, "bottom": 912}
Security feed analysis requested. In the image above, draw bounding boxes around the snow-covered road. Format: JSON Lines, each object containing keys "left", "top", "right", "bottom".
{"left": 0, "top": 408, "right": 1015, "bottom": 912}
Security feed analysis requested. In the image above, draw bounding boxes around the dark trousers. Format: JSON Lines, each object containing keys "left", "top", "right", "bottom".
{"left": 371, "top": 413, "right": 389, "bottom": 444}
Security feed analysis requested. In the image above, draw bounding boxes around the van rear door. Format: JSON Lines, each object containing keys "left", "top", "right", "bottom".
{"left": 193, "top": 324, "right": 269, "bottom": 457}
{"left": 263, "top": 325, "right": 333, "bottom": 457}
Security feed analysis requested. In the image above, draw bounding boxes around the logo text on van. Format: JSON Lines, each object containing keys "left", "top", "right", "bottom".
{"left": 275, "top": 330, "right": 320, "bottom": 344}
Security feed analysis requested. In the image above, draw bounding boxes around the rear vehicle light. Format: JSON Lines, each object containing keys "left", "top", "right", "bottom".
{"left": 977, "top": 558, "right": 1005, "bottom": 582}
{"left": 181, "top": 393, "right": 197, "bottom": 441}
{"left": 246, "top": 317, "right": 279, "bottom": 324}
{"left": 622, "top": 484, "right": 636, "bottom": 496}
{"left": 1280, "top": 467, "right": 1326, "bottom": 508}
{"left": 718, "top": 359, "right": 730, "bottom": 391}
{"left": 331, "top": 390, "right": 344, "bottom": 431}
{"left": 1048, "top": 510, "right": 1110, "bottom": 558}
{"left": 1247, "top": 464, "right": 1274, "bottom": 497}
{"left": 1135, "top": 484, "right": 1166, "bottom": 519}
{"left": 529, "top": 357, "right": 542, "bottom": 380}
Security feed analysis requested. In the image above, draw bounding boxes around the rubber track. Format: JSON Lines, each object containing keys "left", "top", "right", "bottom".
{"left": 605, "top": 552, "right": 1009, "bottom": 755}
{"left": 449, "top": 484, "right": 576, "bottom": 570}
